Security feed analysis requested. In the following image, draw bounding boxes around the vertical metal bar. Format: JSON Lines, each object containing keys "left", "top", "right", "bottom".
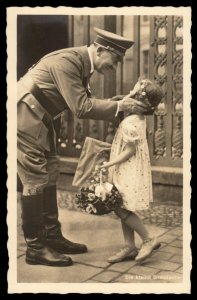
{"left": 147, "top": 16, "right": 155, "bottom": 162}
{"left": 166, "top": 16, "right": 173, "bottom": 160}
{"left": 66, "top": 16, "right": 74, "bottom": 150}
{"left": 149, "top": 16, "right": 155, "bottom": 81}
{"left": 116, "top": 15, "right": 123, "bottom": 96}
{"left": 89, "top": 16, "right": 105, "bottom": 141}
{"left": 103, "top": 16, "right": 117, "bottom": 141}
{"left": 133, "top": 16, "right": 140, "bottom": 83}
{"left": 83, "top": 15, "right": 90, "bottom": 45}
{"left": 104, "top": 15, "right": 116, "bottom": 98}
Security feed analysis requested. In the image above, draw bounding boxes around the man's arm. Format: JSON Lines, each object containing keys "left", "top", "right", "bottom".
{"left": 48, "top": 54, "right": 145, "bottom": 120}
{"left": 48, "top": 54, "right": 118, "bottom": 121}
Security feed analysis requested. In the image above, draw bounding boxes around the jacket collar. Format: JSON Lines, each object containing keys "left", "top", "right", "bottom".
{"left": 77, "top": 46, "right": 92, "bottom": 77}
{"left": 87, "top": 47, "right": 94, "bottom": 74}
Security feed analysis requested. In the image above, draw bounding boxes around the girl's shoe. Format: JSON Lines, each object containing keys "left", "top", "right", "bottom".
{"left": 108, "top": 246, "right": 138, "bottom": 263}
{"left": 135, "top": 237, "right": 161, "bottom": 262}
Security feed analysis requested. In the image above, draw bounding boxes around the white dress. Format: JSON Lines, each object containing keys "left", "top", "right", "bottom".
{"left": 108, "top": 115, "right": 153, "bottom": 212}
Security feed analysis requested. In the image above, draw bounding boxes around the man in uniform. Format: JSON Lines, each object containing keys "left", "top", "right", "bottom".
{"left": 17, "top": 27, "right": 148, "bottom": 267}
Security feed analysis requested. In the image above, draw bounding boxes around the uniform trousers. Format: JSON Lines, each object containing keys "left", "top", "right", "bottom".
{"left": 17, "top": 97, "right": 59, "bottom": 195}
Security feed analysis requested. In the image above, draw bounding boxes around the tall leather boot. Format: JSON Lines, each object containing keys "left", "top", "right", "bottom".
{"left": 43, "top": 185, "right": 87, "bottom": 254}
{"left": 21, "top": 194, "right": 72, "bottom": 266}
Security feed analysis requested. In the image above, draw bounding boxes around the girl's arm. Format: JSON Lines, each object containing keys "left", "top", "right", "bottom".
{"left": 100, "top": 142, "right": 136, "bottom": 169}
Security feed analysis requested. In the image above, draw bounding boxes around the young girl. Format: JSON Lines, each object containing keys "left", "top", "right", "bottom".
{"left": 99, "top": 79, "right": 163, "bottom": 263}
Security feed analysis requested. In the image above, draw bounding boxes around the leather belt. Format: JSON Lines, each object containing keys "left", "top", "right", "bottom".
{"left": 42, "top": 114, "right": 56, "bottom": 153}
{"left": 20, "top": 75, "right": 66, "bottom": 119}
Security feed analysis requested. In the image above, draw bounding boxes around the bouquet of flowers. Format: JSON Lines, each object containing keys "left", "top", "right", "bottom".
{"left": 75, "top": 165, "right": 123, "bottom": 215}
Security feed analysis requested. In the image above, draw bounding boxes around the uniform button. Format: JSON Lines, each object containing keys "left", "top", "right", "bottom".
{"left": 31, "top": 104, "right": 35, "bottom": 109}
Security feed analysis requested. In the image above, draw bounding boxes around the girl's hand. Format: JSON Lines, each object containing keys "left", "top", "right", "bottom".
{"left": 97, "top": 161, "right": 110, "bottom": 171}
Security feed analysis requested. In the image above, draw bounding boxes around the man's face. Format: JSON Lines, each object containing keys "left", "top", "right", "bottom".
{"left": 95, "top": 49, "right": 121, "bottom": 74}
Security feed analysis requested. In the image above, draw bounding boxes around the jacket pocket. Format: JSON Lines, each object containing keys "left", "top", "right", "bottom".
{"left": 18, "top": 94, "right": 50, "bottom": 151}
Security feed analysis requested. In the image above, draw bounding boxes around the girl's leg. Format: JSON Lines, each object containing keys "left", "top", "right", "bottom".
{"left": 107, "top": 218, "right": 138, "bottom": 263}
{"left": 115, "top": 207, "right": 161, "bottom": 261}
{"left": 116, "top": 207, "right": 150, "bottom": 242}
{"left": 121, "top": 220, "right": 136, "bottom": 250}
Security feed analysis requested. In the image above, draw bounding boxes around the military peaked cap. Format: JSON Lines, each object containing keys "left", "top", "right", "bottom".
{"left": 94, "top": 27, "right": 134, "bottom": 57}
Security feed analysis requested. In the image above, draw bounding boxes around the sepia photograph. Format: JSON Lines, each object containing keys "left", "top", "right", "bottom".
{"left": 7, "top": 6, "right": 191, "bottom": 294}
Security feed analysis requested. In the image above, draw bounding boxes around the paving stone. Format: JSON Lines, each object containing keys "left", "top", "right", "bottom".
{"left": 161, "top": 245, "right": 183, "bottom": 255}
{"left": 86, "top": 261, "right": 111, "bottom": 269}
{"left": 17, "top": 250, "right": 25, "bottom": 259}
{"left": 85, "top": 279, "right": 100, "bottom": 283}
{"left": 135, "top": 204, "right": 182, "bottom": 228}
{"left": 17, "top": 241, "right": 26, "bottom": 252}
{"left": 127, "top": 265, "right": 159, "bottom": 276}
{"left": 176, "top": 266, "right": 183, "bottom": 274}
{"left": 17, "top": 226, "right": 26, "bottom": 252}
{"left": 155, "top": 271, "right": 182, "bottom": 282}
{"left": 159, "top": 242, "right": 168, "bottom": 249}
{"left": 17, "top": 248, "right": 25, "bottom": 255}
{"left": 151, "top": 250, "right": 174, "bottom": 261}
{"left": 170, "top": 239, "right": 183, "bottom": 248}
{"left": 72, "top": 243, "right": 123, "bottom": 269}
{"left": 143, "top": 224, "right": 168, "bottom": 237}
{"left": 167, "top": 227, "right": 183, "bottom": 237}
{"left": 140, "top": 258, "right": 180, "bottom": 271}
{"left": 92, "top": 270, "right": 120, "bottom": 282}
{"left": 107, "top": 260, "right": 136, "bottom": 273}
{"left": 17, "top": 256, "right": 102, "bottom": 283}
{"left": 169, "top": 255, "right": 183, "bottom": 264}
{"left": 158, "top": 234, "right": 177, "bottom": 244}
{"left": 59, "top": 209, "right": 121, "bottom": 231}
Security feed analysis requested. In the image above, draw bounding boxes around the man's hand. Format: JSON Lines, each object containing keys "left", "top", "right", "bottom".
{"left": 118, "top": 94, "right": 149, "bottom": 114}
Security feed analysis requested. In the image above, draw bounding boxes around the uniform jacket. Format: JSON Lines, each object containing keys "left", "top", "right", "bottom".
{"left": 17, "top": 46, "right": 118, "bottom": 121}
